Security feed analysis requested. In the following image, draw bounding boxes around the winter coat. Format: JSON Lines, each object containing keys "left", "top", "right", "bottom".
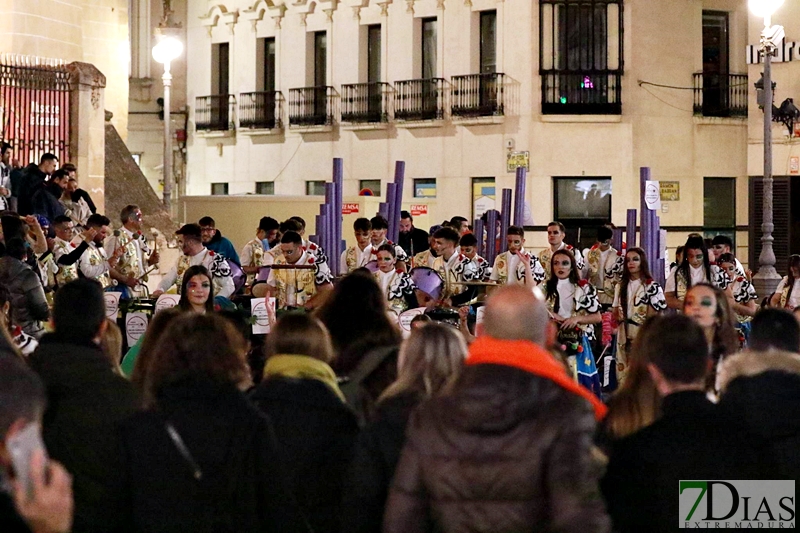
{"left": 30, "top": 181, "right": 65, "bottom": 221}
{"left": 16, "top": 163, "right": 46, "bottom": 216}
{"left": 206, "top": 230, "right": 241, "bottom": 266}
{"left": 341, "top": 391, "right": 421, "bottom": 533}
{"left": 719, "top": 349, "right": 800, "bottom": 481}
{"left": 116, "top": 378, "right": 309, "bottom": 533}
{"left": 398, "top": 227, "right": 429, "bottom": 258}
{"left": 28, "top": 335, "right": 139, "bottom": 533}
{"left": 601, "top": 390, "right": 771, "bottom": 533}
{"left": 383, "top": 337, "right": 610, "bottom": 533}
{"left": 0, "top": 256, "right": 48, "bottom": 338}
{"left": 250, "top": 375, "right": 359, "bottom": 533}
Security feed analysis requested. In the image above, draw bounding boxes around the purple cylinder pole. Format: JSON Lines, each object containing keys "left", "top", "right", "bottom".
{"left": 325, "top": 183, "right": 336, "bottom": 257}
{"left": 391, "top": 161, "right": 406, "bottom": 244}
{"left": 514, "top": 167, "right": 527, "bottom": 227}
{"left": 332, "top": 158, "right": 344, "bottom": 275}
{"left": 385, "top": 183, "right": 397, "bottom": 241}
{"left": 486, "top": 209, "right": 499, "bottom": 266}
{"left": 499, "top": 189, "right": 512, "bottom": 255}
{"left": 612, "top": 228, "right": 623, "bottom": 251}
{"left": 640, "top": 167, "right": 652, "bottom": 264}
{"left": 626, "top": 209, "right": 637, "bottom": 248}
{"left": 474, "top": 219, "right": 485, "bottom": 257}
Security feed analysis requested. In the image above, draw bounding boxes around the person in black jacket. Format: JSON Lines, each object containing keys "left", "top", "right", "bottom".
{"left": 341, "top": 323, "right": 467, "bottom": 533}
{"left": 601, "top": 315, "right": 772, "bottom": 533}
{"left": 250, "top": 313, "right": 358, "bottom": 533}
{"left": 117, "top": 313, "right": 309, "bottom": 533}
{"left": 0, "top": 239, "right": 49, "bottom": 338}
{"left": 30, "top": 169, "right": 68, "bottom": 222}
{"left": 28, "top": 280, "right": 138, "bottom": 533}
{"left": 17, "top": 154, "right": 58, "bottom": 217}
{"left": 398, "top": 211, "right": 429, "bottom": 258}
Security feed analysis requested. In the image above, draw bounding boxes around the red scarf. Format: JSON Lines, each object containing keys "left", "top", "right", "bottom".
{"left": 466, "top": 336, "right": 608, "bottom": 421}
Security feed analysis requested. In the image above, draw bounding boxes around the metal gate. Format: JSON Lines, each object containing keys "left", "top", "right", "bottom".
{"left": 0, "top": 55, "right": 71, "bottom": 166}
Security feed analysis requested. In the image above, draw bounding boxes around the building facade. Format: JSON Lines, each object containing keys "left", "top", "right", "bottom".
{"left": 182, "top": 0, "right": 754, "bottom": 258}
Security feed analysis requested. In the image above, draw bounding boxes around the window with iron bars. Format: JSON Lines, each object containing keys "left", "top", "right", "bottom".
{"left": 539, "top": 0, "right": 623, "bottom": 115}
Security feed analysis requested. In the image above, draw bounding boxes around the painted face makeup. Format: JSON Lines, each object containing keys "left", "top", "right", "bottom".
{"left": 626, "top": 252, "right": 641, "bottom": 275}
{"left": 687, "top": 249, "right": 704, "bottom": 269}
{"left": 553, "top": 257, "right": 572, "bottom": 280}
{"left": 376, "top": 251, "right": 395, "bottom": 273}
{"left": 186, "top": 275, "right": 211, "bottom": 310}
{"left": 684, "top": 286, "right": 718, "bottom": 329}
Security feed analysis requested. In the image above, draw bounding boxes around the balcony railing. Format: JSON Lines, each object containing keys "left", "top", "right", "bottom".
{"left": 451, "top": 73, "right": 505, "bottom": 117}
{"left": 288, "top": 86, "right": 335, "bottom": 127}
{"left": 239, "top": 91, "right": 283, "bottom": 129}
{"left": 195, "top": 95, "right": 234, "bottom": 131}
{"left": 394, "top": 78, "right": 446, "bottom": 121}
{"left": 341, "top": 82, "right": 390, "bottom": 124}
{"left": 541, "top": 71, "right": 622, "bottom": 115}
{"left": 692, "top": 73, "right": 748, "bottom": 118}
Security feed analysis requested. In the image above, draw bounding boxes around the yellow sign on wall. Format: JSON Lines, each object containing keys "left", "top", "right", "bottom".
{"left": 506, "top": 151, "right": 530, "bottom": 173}
{"left": 660, "top": 181, "right": 680, "bottom": 201}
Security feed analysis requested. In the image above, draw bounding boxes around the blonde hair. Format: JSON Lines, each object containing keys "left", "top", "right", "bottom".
{"left": 264, "top": 313, "right": 334, "bottom": 364}
{"left": 380, "top": 323, "right": 467, "bottom": 402}
{"left": 99, "top": 318, "right": 123, "bottom": 376}
{"left": 604, "top": 317, "right": 662, "bottom": 440}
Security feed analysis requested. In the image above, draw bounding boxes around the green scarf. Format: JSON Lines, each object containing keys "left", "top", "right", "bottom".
{"left": 263, "top": 354, "right": 345, "bottom": 402}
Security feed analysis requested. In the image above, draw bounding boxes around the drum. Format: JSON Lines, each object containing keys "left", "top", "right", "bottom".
{"left": 229, "top": 261, "right": 246, "bottom": 294}
{"left": 410, "top": 266, "right": 443, "bottom": 302}
{"left": 364, "top": 260, "right": 379, "bottom": 273}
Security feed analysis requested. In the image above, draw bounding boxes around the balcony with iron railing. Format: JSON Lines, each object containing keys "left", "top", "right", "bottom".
{"left": 341, "top": 82, "right": 390, "bottom": 124}
{"left": 239, "top": 91, "right": 283, "bottom": 130}
{"left": 394, "top": 78, "right": 446, "bottom": 122}
{"left": 288, "top": 86, "right": 336, "bottom": 128}
{"left": 195, "top": 95, "right": 234, "bottom": 131}
{"left": 692, "top": 73, "right": 748, "bottom": 118}
{"left": 451, "top": 73, "right": 505, "bottom": 118}
{"left": 541, "top": 71, "right": 622, "bottom": 115}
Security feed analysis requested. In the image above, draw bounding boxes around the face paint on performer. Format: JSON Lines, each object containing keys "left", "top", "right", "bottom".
{"left": 684, "top": 285, "right": 718, "bottom": 329}
{"left": 377, "top": 250, "right": 396, "bottom": 273}
{"left": 686, "top": 248, "right": 704, "bottom": 269}
{"left": 553, "top": 257, "right": 572, "bottom": 281}
{"left": 626, "top": 251, "right": 642, "bottom": 276}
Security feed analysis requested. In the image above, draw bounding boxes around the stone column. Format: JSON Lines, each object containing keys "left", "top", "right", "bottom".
{"left": 67, "top": 62, "right": 107, "bottom": 215}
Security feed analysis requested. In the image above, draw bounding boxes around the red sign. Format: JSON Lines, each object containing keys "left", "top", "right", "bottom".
{"left": 342, "top": 203, "right": 360, "bottom": 215}
{"left": 410, "top": 204, "right": 428, "bottom": 216}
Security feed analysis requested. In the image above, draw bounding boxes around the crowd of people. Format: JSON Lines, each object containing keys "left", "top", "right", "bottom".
{"left": 0, "top": 149, "right": 798, "bottom": 533}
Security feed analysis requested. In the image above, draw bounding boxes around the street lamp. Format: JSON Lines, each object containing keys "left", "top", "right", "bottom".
{"left": 152, "top": 34, "right": 183, "bottom": 211}
{"left": 750, "top": 0, "right": 784, "bottom": 297}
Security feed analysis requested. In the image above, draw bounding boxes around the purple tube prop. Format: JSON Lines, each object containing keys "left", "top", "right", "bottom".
{"left": 626, "top": 209, "right": 637, "bottom": 248}
{"left": 391, "top": 161, "right": 406, "bottom": 244}
{"left": 474, "top": 219, "right": 485, "bottom": 257}
{"left": 385, "top": 183, "right": 397, "bottom": 241}
{"left": 639, "top": 167, "right": 651, "bottom": 264}
{"left": 485, "top": 209, "right": 500, "bottom": 266}
{"left": 499, "top": 189, "right": 512, "bottom": 255}
{"left": 332, "top": 158, "right": 344, "bottom": 275}
{"left": 514, "top": 167, "right": 527, "bottom": 227}
{"left": 612, "top": 228, "right": 623, "bottom": 251}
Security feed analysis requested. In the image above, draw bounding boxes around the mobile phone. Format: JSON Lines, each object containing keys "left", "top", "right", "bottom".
{"left": 7, "top": 423, "right": 48, "bottom": 498}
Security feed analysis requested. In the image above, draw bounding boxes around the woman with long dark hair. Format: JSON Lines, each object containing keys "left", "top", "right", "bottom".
{"left": 117, "top": 314, "right": 309, "bottom": 532}
{"left": 683, "top": 283, "right": 739, "bottom": 394}
{"left": 612, "top": 248, "right": 666, "bottom": 384}
{"left": 770, "top": 254, "right": 800, "bottom": 309}
{"left": 545, "top": 249, "right": 603, "bottom": 397}
{"left": 665, "top": 234, "right": 729, "bottom": 309}
{"left": 717, "top": 253, "right": 758, "bottom": 346}
{"left": 374, "top": 244, "right": 418, "bottom": 315}
{"left": 178, "top": 265, "right": 215, "bottom": 314}
{"left": 315, "top": 270, "right": 401, "bottom": 424}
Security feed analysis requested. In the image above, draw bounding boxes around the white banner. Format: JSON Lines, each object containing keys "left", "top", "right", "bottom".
{"left": 644, "top": 180, "right": 662, "bottom": 211}
{"left": 104, "top": 292, "right": 121, "bottom": 319}
{"left": 397, "top": 307, "right": 426, "bottom": 338}
{"left": 125, "top": 312, "right": 149, "bottom": 347}
{"left": 155, "top": 294, "right": 180, "bottom": 313}
{"left": 250, "top": 297, "right": 276, "bottom": 335}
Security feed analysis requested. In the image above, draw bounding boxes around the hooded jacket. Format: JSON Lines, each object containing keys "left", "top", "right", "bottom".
{"left": 0, "top": 256, "right": 48, "bottom": 338}
{"left": 719, "top": 349, "right": 800, "bottom": 481}
{"left": 206, "top": 229, "right": 240, "bottom": 266}
{"left": 383, "top": 337, "right": 610, "bottom": 533}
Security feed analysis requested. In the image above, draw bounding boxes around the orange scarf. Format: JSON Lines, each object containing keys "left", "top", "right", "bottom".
{"left": 466, "top": 336, "right": 608, "bottom": 421}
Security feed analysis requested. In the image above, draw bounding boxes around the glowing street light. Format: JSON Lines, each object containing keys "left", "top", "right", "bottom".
{"left": 152, "top": 35, "right": 183, "bottom": 211}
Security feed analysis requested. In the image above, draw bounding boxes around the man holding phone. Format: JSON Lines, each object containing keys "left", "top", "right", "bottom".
{"left": 0, "top": 354, "right": 73, "bottom": 533}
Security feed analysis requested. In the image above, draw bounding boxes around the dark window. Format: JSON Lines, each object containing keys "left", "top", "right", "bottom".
{"left": 359, "top": 179, "right": 382, "bottom": 196}
{"left": 212, "top": 42, "right": 229, "bottom": 96}
{"left": 306, "top": 180, "right": 326, "bottom": 196}
{"left": 694, "top": 11, "right": 746, "bottom": 118}
{"left": 368, "top": 25, "right": 381, "bottom": 83}
{"left": 414, "top": 178, "right": 437, "bottom": 198}
{"left": 421, "top": 18, "right": 437, "bottom": 79}
{"left": 704, "top": 177, "right": 735, "bottom": 228}
{"left": 314, "top": 31, "right": 327, "bottom": 87}
{"left": 480, "top": 11, "right": 497, "bottom": 74}
{"left": 553, "top": 177, "right": 612, "bottom": 249}
{"left": 263, "top": 37, "right": 276, "bottom": 92}
{"left": 255, "top": 181, "right": 275, "bottom": 195}
{"left": 540, "top": 0, "right": 623, "bottom": 114}
{"left": 211, "top": 182, "right": 229, "bottom": 195}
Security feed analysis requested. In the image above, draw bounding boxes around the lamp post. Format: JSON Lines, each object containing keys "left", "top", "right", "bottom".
{"left": 152, "top": 34, "right": 183, "bottom": 212}
{"left": 750, "top": 0, "right": 784, "bottom": 297}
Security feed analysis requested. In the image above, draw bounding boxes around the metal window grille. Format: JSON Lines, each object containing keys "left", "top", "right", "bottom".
{"left": 539, "top": 0, "right": 623, "bottom": 115}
